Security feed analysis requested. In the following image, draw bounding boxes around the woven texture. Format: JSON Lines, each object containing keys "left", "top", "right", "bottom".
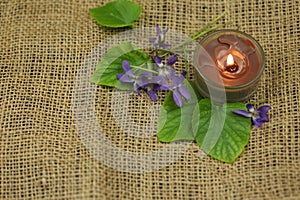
{"left": 1, "top": 0, "right": 299, "bottom": 199}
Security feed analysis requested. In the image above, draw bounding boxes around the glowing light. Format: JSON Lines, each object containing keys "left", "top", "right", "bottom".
{"left": 226, "top": 54, "right": 234, "bottom": 66}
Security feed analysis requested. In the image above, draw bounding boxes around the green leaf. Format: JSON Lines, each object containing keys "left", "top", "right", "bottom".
{"left": 157, "top": 81, "right": 203, "bottom": 142}
{"left": 192, "top": 99, "right": 251, "bottom": 163}
{"left": 90, "top": 42, "right": 151, "bottom": 90}
{"left": 90, "top": 0, "right": 142, "bottom": 28}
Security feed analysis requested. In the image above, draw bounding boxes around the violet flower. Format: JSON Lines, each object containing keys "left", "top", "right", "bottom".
{"left": 154, "top": 55, "right": 177, "bottom": 79}
{"left": 151, "top": 55, "right": 190, "bottom": 107}
{"left": 117, "top": 60, "right": 152, "bottom": 96}
{"left": 145, "top": 84, "right": 160, "bottom": 101}
{"left": 160, "top": 71, "right": 191, "bottom": 107}
{"left": 116, "top": 55, "right": 190, "bottom": 107}
{"left": 232, "top": 104, "right": 271, "bottom": 127}
{"left": 149, "top": 25, "right": 171, "bottom": 48}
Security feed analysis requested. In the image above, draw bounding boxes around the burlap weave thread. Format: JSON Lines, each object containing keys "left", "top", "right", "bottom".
{"left": 0, "top": 0, "right": 299, "bottom": 199}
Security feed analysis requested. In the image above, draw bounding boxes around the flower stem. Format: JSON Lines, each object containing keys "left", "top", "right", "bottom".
{"left": 183, "top": 48, "right": 189, "bottom": 73}
{"left": 190, "top": 12, "right": 226, "bottom": 39}
{"left": 130, "top": 65, "right": 158, "bottom": 74}
{"left": 159, "top": 13, "right": 230, "bottom": 56}
{"left": 173, "top": 21, "right": 232, "bottom": 51}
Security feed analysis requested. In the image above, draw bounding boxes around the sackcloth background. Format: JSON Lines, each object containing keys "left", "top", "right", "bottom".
{"left": 0, "top": 0, "right": 299, "bottom": 199}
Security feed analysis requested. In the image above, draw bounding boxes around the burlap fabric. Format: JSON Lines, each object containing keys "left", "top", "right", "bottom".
{"left": 1, "top": 0, "right": 299, "bottom": 199}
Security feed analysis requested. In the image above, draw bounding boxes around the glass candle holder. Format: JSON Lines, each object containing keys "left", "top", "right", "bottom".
{"left": 193, "top": 29, "right": 265, "bottom": 103}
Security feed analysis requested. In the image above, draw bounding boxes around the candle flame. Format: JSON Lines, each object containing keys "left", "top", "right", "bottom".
{"left": 226, "top": 54, "right": 234, "bottom": 66}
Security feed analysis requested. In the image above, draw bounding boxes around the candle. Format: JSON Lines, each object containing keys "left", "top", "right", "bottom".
{"left": 193, "top": 30, "right": 265, "bottom": 102}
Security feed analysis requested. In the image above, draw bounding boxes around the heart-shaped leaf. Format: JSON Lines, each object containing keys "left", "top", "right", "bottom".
{"left": 90, "top": 42, "right": 151, "bottom": 90}
{"left": 157, "top": 81, "right": 203, "bottom": 142}
{"left": 192, "top": 99, "right": 251, "bottom": 163}
{"left": 90, "top": 0, "right": 142, "bottom": 28}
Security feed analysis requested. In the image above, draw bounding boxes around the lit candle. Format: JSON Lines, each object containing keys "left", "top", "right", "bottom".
{"left": 194, "top": 30, "right": 265, "bottom": 102}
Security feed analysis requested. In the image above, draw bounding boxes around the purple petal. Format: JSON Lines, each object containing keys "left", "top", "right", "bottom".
{"left": 116, "top": 73, "right": 124, "bottom": 80}
{"left": 171, "top": 75, "right": 184, "bottom": 86}
{"left": 178, "top": 86, "right": 191, "bottom": 100}
{"left": 147, "top": 88, "right": 158, "bottom": 101}
{"left": 133, "top": 83, "right": 141, "bottom": 96}
{"left": 170, "top": 67, "right": 176, "bottom": 77}
{"left": 149, "top": 37, "right": 157, "bottom": 42}
{"left": 140, "top": 71, "right": 153, "bottom": 77}
{"left": 159, "top": 85, "right": 172, "bottom": 90}
{"left": 159, "top": 42, "right": 171, "bottom": 48}
{"left": 152, "top": 83, "right": 160, "bottom": 89}
{"left": 232, "top": 110, "right": 251, "bottom": 118}
{"left": 257, "top": 105, "right": 271, "bottom": 114}
{"left": 138, "top": 82, "right": 148, "bottom": 88}
{"left": 258, "top": 110, "right": 269, "bottom": 122}
{"left": 117, "top": 74, "right": 133, "bottom": 83}
{"left": 150, "top": 75, "right": 166, "bottom": 85}
{"left": 137, "top": 74, "right": 149, "bottom": 88}
{"left": 137, "top": 78, "right": 149, "bottom": 88}
{"left": 173, "top": 90, "right": 183, "bottom": 107}
{"left": 122, "top": 60, "right": 131, "bottom": 71}
{"left": 181, "top": 70, "right": 187, "bottom": 77}
{"left": 154, "top": 56, "right": 163, "bottom": 66}
{"left": 256, "top": 105, "right": 270, "bottom": 122}
{"left": 155, "top": 25, "right": 162, "bottom": 35}
{"left": 166, "top": 55, "right": 178, "bottom": 65}
{"left": 158, "top": 81, "right": 172, "bottom": 90}
{"left": 246, "top": 104, "right": 255, "bottom": 112}
{"left": 122, "top": 60, "right": 135, "bottom": 77}
{"left": 152, "top": 84, "right": 161, "bottom": 91}
{"left": 253, "top": 118, "right": 263, "bottom": 128}
{"left": 259, "top": 114, "right": 269, "bottom": 122}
